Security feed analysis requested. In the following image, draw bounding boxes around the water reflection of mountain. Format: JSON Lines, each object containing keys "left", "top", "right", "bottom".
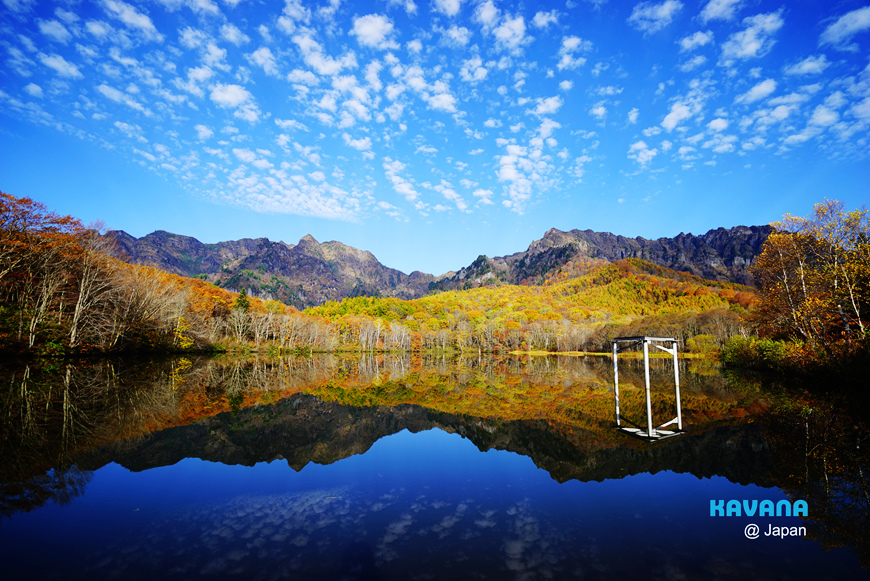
{"left": 81, "top": 392, "right": 777, "bottom": 489}
{"left": 2, "top": 354, "right": 867, "bottom": 567}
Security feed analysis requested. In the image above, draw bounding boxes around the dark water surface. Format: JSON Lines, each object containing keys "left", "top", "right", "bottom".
{"left": 1, "top": 354, "right": 867, "bottom": 579}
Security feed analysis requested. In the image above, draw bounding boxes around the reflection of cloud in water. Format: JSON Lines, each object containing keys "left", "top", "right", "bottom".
{"left": 85, "top": 487, "right": 603, "bottom": 579}
{"left": 475, "top": 509, "right": 498, "bottom": 528}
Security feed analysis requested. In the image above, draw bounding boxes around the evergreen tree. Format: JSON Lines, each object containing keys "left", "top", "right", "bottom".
{"left": 234, "top": 288, "right": 250, "bottom": 312}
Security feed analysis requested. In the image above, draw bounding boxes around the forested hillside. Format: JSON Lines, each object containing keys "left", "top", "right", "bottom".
{"left": 307, "top": 258, "right": 755, "bottom": 352}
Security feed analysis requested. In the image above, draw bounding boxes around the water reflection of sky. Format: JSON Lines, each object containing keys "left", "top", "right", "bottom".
{"left": 1, "top": 428, "right": 864, "bottom": 580}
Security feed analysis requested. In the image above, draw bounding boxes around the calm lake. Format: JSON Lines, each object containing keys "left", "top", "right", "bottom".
{"left": 1, "top": 354, "right": 867, "bottom": 580}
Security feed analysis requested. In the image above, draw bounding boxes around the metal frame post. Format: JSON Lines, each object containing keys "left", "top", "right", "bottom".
{"left": 673, "top": 339, "right": 682, "bottom": 430}
{"left": 643, "top": 339, "right": 653, "bottom": 438}
{"left": 613, "top": 340, "right": 620, "bottom": 426}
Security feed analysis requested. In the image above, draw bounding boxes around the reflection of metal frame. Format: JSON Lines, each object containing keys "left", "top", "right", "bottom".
{"left": 612, "top": 336, "right": 684, "bottom": 442}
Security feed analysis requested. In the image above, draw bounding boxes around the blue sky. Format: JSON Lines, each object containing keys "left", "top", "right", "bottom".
{"left": 2, "top": 0, "right": 869, "bottom": 276}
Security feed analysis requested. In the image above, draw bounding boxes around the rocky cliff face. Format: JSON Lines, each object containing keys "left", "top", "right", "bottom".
{"left": 106, "top": 224, "right": 770, "bottom": 308}
{"left": 435, "top": 225, "right": 771, "bottom": 290}
{"left": 106, "top": 230, "right": 435, "bottom": 309}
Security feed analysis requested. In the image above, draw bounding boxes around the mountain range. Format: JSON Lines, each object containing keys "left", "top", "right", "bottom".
{"left": 106, "top": 225, "right": 771, "bottom": 309}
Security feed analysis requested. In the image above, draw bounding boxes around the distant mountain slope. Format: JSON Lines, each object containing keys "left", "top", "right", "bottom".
{"left": 433, "top": 225, "right": 771, "bottom": 291}
{"left": 106, "top": 230, "right": 434, "bottom": 309}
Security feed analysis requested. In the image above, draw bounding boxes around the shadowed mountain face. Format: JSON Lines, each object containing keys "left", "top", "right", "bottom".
{"left": 436, "top": 225, "right": 772, "bottom": 291}
{"left": 106, "top": 230, "right": 435, "bottom": 308}
{"left": 105, "top": 224, "right": 769, "bottom": 308}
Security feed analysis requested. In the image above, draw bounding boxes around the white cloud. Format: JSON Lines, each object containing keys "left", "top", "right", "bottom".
{"left": 342, "top": 132, "right": 372, "bottom": 151}
{"left": 493, "top": 15, "right": 530, "bottom": 53}
{"left": 460, "top": 56, "right": 488, "bottom": 82}
{"left": 293, "top": 34, "right": 358, "bottom": 76}
{"left": 661, "top": 102, "right": 692, "bottom": 131}
{"left": 628, "top": 1, "right": 683, "bottom": 34}
{"left": 472, "top": 188, "right": 494, "bottom": 204}
{"left": 680, "top": 55, "right": 707, "bottom": 72}
{"left": 532, "top": 10, "right": 559, "bottom": 28}
{"left": 783, "top": 127, "right": 822, "bottom": 146}
{"left": 277, "top": 0, "right": 311, "bottom": 33}
{"left": 85, "top": 20, "right": 112, "bottom": 38}
{"left": 707, "top": 117, "right": 728, "bottom": 131}
{"left": 179, "top": 26, "right": 207, "bottom": 49}
{"left": 288, "top": 68, "right": 318, "bottom": 85}
{"left": 557, "top": 36, "right": 591, "bottom": 70}
{"left": 809, "top": 105, "right": 839, "bottom": 126}
{"left": 195, "top": 124, "right": 213, "bottom": 140}
{"left": 596, "top": 86, "right": 623, "bottom": 96}
{"left": 700, "top": 0, "right": 743, "bottom": 23}
{"left": 114, "top": 121, "right": 146, "bottom": 142}
{"left": 428, "top": 92, "right": 457, "bottom": 112}
{"left": 784, "top": 55, "right": 829, "bottom": 76}
{"left": 475, "top": 0, "right": 499, "bottom": 29}
{"left": 275, "top": 118, "right": 308, "bottom": 131}
{"left": 248, "top": 46, "right": 278, "bottom": 75}
{"left": 24, "top": 83, "right": 43, "bottom": 98}
{"left": 221, "top": 23, "right": 249, "bottom": 45}
{"left": 628, "top": 140, "right": 658, "bottom": 166}
{"left": 2, "top": 0, "right": 37, "bottom": 13}
{"left": 38, "top": 19, "right": 72, "bottom": 43}
{"left": 351, "top": 14, "right": 398, "bottom": 50}
{"left": 233, "top": 148, "right": 256, "bottom": 163}
{"left": 210, "top": 83, "right": 252, "bottom": 107}
{"left": 590, "top": 103, "right": 607, "bottom": 119}
{"left": 433, "top": 181, "right": 468, "bottom": 212}
{"left": 388, "top": 0, "right": 417, "bottom": 15}
{"left": 532, "top": 95, "right": 563, "bottom": 116}
{"left": 101, "top": 0, "right": 164, "bottom": 42}
{"left": 734, "top": 78, "right": 776, "bottom": 104}
{"left": 98, "top": 83, "right": 148, "bottom": 114}
{"left": 679, "top": 30, "right": 712, "bottom": 51}
{"left": 433, "top": 0, "right": 462, "bottom": 17}
{"left": 702, "top": 133, "right": 737, "bottom": 153}
{"left": 174, "top": 65, "right": 214, "bottom": 96}
{"left": 721, "top": 11, "right": 783, "bottom": 62}
{"left": 628, "top": 107, "right": 639, "bottom": 123}
{"left": 384, "top": 157, "right": 420, "bottom": 201}
{"left": 820, "top": 6, "right": 870, "bottom": 49}
{"left": 39, "top": 53, "right": 83, "bottom": 78}
{"left": 443, "top": 25, "right": 472, "bottom": 46}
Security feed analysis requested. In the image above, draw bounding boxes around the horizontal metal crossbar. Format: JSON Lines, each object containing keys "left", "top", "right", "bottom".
{"left": 612, "top": 336, "right": 679, "bottom": 343}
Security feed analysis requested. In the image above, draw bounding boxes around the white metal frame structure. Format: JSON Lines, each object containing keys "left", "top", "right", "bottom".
{"left": 612, "top": 336, "right": 684, "bottom": 442}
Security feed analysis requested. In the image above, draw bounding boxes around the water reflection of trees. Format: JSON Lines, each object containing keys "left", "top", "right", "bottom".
{"left": 0, "top": 359, "right": 184, "bottom": 517}
{"left": 735, "top": 375, "right": 870, "bottom": 568}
